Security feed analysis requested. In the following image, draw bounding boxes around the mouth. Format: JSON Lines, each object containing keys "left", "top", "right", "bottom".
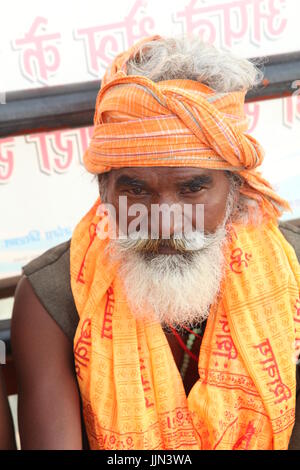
{"left": 155, "top": 246, "right": 180, "bottom": 255}
{"left": 141, "top": 248, "right": 196, "bottom": 263}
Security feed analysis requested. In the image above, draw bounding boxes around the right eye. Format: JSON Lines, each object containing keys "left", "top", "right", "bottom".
{"left": 126, "top": 187, "right": 148, "bottom": 196}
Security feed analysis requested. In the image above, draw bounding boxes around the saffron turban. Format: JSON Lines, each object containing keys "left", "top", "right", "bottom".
{"left": 84, "top": 35, "right": 290, "bottom": 219}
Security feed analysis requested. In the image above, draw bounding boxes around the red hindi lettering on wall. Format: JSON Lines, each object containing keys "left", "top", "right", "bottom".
{"left": 0, "top": 138, "right": 15, "bottom": 184}
{"left": 12, "top": 16, "right": 61, "bottom": 85}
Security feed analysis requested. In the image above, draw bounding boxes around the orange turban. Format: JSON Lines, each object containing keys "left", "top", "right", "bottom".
{"left": 83, "top": 35, "right": 290, "bottom": 219}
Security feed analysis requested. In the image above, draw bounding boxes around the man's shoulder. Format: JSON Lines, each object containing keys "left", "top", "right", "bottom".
{"left": 22, "top": 239, "right": 71, "bottom": 277}
{"left": 278, "top": 220, "right": 300, "bottom": 262}
{"left": 21, "top": 239, "right": 78, "bottom": 342}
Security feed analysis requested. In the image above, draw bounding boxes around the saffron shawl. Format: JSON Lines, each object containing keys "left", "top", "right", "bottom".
{"left": 71, "top": 203, "right": 300, "bottom": 450}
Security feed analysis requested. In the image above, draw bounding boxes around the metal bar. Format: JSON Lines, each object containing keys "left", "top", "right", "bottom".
{"left": 1, "top": 51, "right": 300, "bottom": 138}
{"left": 247, "top": 51, "right": 300, "bottom": 101}
{"left": 0, "top": 80, "right": 99, "bottom": 138}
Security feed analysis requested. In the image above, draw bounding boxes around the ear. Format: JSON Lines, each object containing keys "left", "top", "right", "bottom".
{"left": 98, "top": 172, "right": 110, "bottom": 202}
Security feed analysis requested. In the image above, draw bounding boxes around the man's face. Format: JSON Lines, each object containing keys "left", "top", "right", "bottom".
{"left": 105, "top": 166, "right": 231, "bottom": 247}
{"left": 102, "top": 166, "right": 233, "bottom": 326}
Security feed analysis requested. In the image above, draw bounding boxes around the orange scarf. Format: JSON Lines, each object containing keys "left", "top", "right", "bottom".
{"left": 71, "top": 201, "right": 300, "bottom": 450}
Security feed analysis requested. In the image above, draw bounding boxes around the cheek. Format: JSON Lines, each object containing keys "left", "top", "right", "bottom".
{"left": 106, "top": 189, "right": 121, "bottom": 232}
{"left": 203, "top": 199, "right": 227, "bottom": 231}
{"left": 201, "top": 187, "right": 230, "bottom": 232}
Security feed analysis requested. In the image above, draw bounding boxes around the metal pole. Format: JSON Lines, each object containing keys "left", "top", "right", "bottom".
{"left": 1, "top": 51, "right": 300, "bottom": 138}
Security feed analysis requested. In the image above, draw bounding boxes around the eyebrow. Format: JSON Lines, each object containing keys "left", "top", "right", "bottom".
{"left": 179, "top": 175, "right": 213, "bottom": 187}
{"left": 115, "top": 175, "right": 148, "bottom": 188}
{"left": 115, "top": 173, "right": 213, "bottom": 189}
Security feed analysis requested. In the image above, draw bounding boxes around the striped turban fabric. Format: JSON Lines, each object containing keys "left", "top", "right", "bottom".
{"left": 83, "top": 35, "right": 290, "bottom": 219}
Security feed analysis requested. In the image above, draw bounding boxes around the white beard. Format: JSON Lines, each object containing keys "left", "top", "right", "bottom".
{"left": 108, "top": 224, "right": 228, "bottom": 327}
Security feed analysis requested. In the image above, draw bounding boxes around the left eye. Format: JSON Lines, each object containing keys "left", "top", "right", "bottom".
{"left": 181, "top": 185, "right": 204, "bottom": 194}
{"left": 129, "top": 187, "right": 146, "bottom": 195}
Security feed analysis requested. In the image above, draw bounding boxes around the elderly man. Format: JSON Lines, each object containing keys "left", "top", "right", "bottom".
{"left": 12, "top": 36, "right": 300, "bottom": 450}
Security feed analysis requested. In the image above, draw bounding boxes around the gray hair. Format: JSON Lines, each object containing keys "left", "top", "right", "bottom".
{"left": 126, "top": 35, "right": 264, "bottom": 92}
{"left": 98, "top": 172, "right": 109, "bottom": 202}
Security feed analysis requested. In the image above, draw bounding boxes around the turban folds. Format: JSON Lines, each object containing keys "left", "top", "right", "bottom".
{"left": 83, "top": 35, "right": 290, "bottom": 219}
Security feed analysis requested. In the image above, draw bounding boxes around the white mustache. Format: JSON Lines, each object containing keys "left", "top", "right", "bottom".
{"left": 114, "top": 227, "right": 227, "bottom": 254}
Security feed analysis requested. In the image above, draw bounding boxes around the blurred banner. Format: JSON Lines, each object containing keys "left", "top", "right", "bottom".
{"left": 0, "top": 0, "right": 300, "bottom": 278}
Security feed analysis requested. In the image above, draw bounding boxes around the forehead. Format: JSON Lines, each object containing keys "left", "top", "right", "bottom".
{"left": 110, "top": 166, "right": 223, "bottom": 183}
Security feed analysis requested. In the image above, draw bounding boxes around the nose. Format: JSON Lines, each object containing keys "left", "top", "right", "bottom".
{"left": 149, "top": 194, "right": 183, "bottom": 239}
